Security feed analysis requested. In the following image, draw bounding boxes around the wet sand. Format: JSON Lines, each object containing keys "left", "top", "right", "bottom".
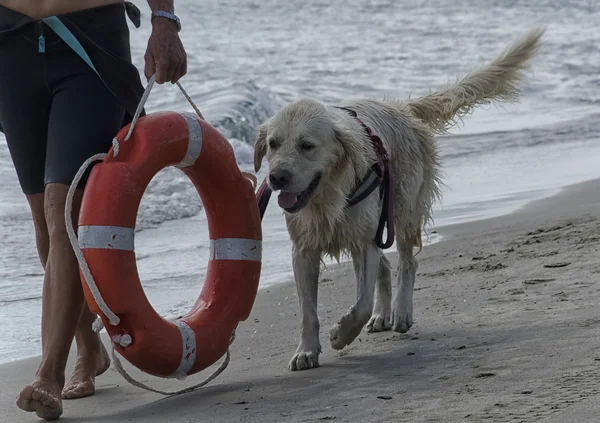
{"left": 2, "top": 178, "right": 600, "bottom": 422}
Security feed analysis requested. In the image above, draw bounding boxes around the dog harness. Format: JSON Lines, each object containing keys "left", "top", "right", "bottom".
{"left": 337, "top": 107, "right": 395, "bottom": 249}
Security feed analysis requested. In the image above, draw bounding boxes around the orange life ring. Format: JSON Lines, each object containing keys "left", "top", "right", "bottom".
{"left": 77, "top": 111, "right": 262, "bottom": 379}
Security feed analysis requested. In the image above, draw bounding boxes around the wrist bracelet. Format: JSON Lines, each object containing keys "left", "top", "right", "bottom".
{"left": 151, "top": 10, "right": 181, "bottom": 32}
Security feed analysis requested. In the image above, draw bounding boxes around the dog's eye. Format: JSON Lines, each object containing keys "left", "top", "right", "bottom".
{"left": 300, "top": 142, "right": 315, "bottom": 152}
{"left": 268, "top": 139, "right": 279, "bottom": 150}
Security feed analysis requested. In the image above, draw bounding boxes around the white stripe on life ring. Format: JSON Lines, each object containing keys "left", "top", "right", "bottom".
{"left": 170, "top": 319, "right": 197, "bottom": 379}
{"left": 78, "top": 228, "right": 261, "bottom": 263}
{"left": 78, "top": 225, "right": 135, "bottom": 251}
{"left": 209, "top": 238, "right": 262, "bottom": 262}
{"left": 176, "top": 112, "right": 203, "bottom": 168}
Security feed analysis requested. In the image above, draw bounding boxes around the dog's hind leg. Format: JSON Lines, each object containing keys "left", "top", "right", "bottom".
{"left": 392, "top": 239, "right": 418, "bottom": 333}
{"left": 289, "top": 246, "right": 322, "bottom": 371}
{"left": 366, "top": 253, "right": 392, "bottom": 332}
{"left": 330, "top": 242, "right": 379, "bottom": 350}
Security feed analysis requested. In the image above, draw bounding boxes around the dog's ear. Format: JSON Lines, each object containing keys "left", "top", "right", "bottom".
{"left": 253, "top": 122, "right": 268, "bottom": 172}
{"left": 332, "top": 122, "right": 372, "bottom": 181}
{"left": 333, "top": 124, "right": 361, "bottom": 166}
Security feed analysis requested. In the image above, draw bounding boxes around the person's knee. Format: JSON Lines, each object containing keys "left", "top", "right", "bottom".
{"left": 44, "top": 183, "right": 81, "bottom": 237}
{"left": 27, "top": 193, "right": 48, "bottom": 234}
{"left": 44, "top": 184, "right": 68, "bottom": 237}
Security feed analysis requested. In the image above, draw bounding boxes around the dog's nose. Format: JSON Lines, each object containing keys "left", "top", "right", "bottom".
{"left": 269, "top": 170, "right": 291, "bottom": 189}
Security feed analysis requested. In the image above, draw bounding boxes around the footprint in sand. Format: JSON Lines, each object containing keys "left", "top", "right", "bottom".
{"left": 523, "top": 278, "right": 556, "bottom": 285}
{"left": 543, "top": 262, "right": 571, "bottom": 268}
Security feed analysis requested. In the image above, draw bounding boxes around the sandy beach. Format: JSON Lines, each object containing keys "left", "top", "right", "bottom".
{"left": 2, "top": 177, "right": 600, "bottom": 423}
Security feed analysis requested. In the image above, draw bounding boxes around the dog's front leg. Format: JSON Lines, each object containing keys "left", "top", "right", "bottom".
{"left": 330, "top": 242, "right": 380, "bottom": 350}
{"left": 289, "top": 246, "right": 322, "bottom": 371}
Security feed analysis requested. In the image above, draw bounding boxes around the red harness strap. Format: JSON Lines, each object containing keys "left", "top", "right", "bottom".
{"left": 256, "top": 177, "right": 272, "bottom": 221}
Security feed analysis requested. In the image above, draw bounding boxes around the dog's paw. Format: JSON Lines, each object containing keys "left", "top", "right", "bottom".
{"left": 329, "top": 313, "right": 366, "bottom": 350}
{"left": 329, "top": 324, "right": 350, "bottom": 350}
{"left": 366, "top": 313, "right": 391, "bottom": 333}
{"left": 391, "top": 311, "right": 413, "bottom": 333}
{"left": 288, "top": 350, "right": 320, "bottom": 371}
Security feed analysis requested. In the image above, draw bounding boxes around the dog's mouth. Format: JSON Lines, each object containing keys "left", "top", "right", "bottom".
{"left": 277, "top": 173, "right": 322, "bottom": 213}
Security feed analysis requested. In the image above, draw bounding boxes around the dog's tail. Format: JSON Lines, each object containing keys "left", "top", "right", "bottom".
{"left": 407, "top": 28, "right": 545, "bottom": 134}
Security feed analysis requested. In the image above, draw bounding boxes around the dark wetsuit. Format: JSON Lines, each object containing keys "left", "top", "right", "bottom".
{"left": 0, "top": 2, "right": 144, "bottom": 194}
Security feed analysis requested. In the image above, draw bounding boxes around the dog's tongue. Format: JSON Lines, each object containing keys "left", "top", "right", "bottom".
{"left": 277, "top": 192, "right": 298, "bottom": 209}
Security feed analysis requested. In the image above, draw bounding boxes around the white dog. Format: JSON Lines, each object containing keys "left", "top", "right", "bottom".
{"left": 253, "top": 29, "right": 544, "bottom": 371}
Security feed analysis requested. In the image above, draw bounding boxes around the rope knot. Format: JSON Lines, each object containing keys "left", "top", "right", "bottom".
{"left": 92, "top": 317, "right": 104, "bottom": 333}
{"left": 112, "top": 333, "right": 133, "bottom": 348}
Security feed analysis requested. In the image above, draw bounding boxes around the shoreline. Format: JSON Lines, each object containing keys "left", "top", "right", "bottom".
{"left": 2, "top": 176, "right": 600, "bottom": 422}
{"left": 0, "top": 176, "right": 590, "bottom": 367}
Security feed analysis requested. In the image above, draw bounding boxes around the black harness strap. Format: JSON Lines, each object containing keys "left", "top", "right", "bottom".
{"left": 346, "top": 167, "right": 382, "bottom": 207}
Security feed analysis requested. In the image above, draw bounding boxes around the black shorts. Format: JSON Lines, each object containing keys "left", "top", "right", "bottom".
{"left": 0, "top": 3, "right": 144, "bottom": 195}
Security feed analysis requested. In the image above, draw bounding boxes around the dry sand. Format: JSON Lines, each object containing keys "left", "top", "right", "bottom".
{"left": 2, "top": 178, "right": 600, "bottom": 422}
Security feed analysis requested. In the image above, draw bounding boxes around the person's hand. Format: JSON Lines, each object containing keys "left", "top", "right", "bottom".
{"left": 144, "top": 17, "right": 187, "bottom": 84}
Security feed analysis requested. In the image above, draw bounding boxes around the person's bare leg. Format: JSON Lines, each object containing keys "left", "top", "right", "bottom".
{"left": 62, "top": 303, "right": 110, "bottom": 399}
{"left": 16, "top": 183, "right": 86, "bottom": 420}
{"left": 26, "top": 193, "right": 49, "bottom": 268}
{"left": 23, "top": 190, "right": 110, "bottom": 404}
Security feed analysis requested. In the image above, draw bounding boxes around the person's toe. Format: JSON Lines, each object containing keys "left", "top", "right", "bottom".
{"left": 62, "top": 381, "right": 95, "bottom": 399}
{"left": 16, "top": 381, "right": 63, "bottom": 420}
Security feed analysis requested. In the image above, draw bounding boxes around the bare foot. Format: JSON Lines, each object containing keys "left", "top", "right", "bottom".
{"left": 16, "top": 378, "right": 63, "bottom": 420}
{"left": 62, "top": 342, "right": 110, "bottom": 400}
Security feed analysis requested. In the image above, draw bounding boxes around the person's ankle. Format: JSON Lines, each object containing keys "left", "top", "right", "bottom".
{"left": 35, "top": 364, "right": 66, "bottom": 388}
{"left": 75, "top": 332, "right": 102, "bottom": 354}
{"left": 77, "top": 342, "right": 109, "bottom": 366}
